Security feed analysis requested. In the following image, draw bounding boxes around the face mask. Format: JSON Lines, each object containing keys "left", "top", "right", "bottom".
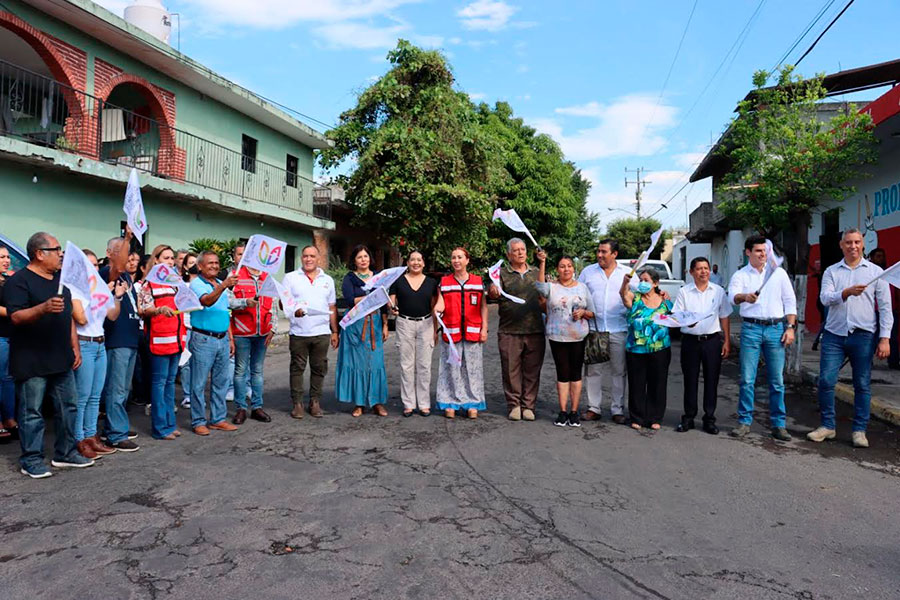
{"left": 637, "top": 281, "right": 652, "bottom": 294}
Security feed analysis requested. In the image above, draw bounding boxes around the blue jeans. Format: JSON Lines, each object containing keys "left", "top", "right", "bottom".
{"left": 234, "top": 335, "right": 267, "bottom": 410}
{"left": 189, "top": 331, "right": 230, "bottom": 427}
{"left": 103, "top": 347, "right": 137, "bottom": 443}
{"left": 150, "top": 353, "right": 179, "bottom": 439}
{"left": 17, "top": 371, "right": 79, "bottom": 470}
{"left": 817, "top": 329, "right": 873, "bottom": 432}
{"left": 179, "top": 330, "right": 192, "bottom": 400}
{"left": 73, "top": 340, "right": 107, "bottom": 441}
{"left": 738, "top": 321, "right": 787, "bottom": 428}
{"left": 0, "top": 337, "right": 15, "bottom": 422}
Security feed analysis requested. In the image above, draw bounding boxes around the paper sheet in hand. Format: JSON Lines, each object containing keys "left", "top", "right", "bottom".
{"left": 492, "top": 208, "right": 539, "bottom": 248}
{"left": 239, "top": 234, "right": 287, "bottom": 274}
{"left": 363, "top": 266, "right": 407, "bottom": 292}
{"left": 123, "top": 168, "right": 147, "bottom": 242}
{"left": 651, "top": 310, "right": 709, "bottom": 328}
{"left": 487, "top": 259, "right": 525, "bottom": 304}
{"left": 61, "top": 241, "right": 114, "bottom": 324}
{"left": 340, "top": 286, "right": 389, "bottom": 329}
{"left": 434, "top": 313, "right": 462, "bottom": 366}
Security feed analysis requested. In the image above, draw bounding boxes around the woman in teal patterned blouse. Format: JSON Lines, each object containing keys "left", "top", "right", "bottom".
{"left": 620, "top": 267, "right": 672, "bottom": 431}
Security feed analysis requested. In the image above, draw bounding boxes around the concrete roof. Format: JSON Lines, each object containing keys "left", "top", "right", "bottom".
{"left": 21, "top": 0, "right": 332, "bottom": 150}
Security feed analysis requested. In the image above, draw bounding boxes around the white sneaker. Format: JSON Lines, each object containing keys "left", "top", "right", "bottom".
{"left": 181, "top": 397, "right": 191, "bottom": 409}
{"left": 226, "top": 390, "right": 235, "bottom": 401}
{"left": 851, "top": 431, "right": 869, "bottom": 448}
{"left": 806, "top": 427, "right": 836, "bottom": 442}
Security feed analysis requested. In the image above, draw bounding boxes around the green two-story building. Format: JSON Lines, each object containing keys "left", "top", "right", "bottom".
{"left": 0, "top": 0, "right": 333, "bottom": 272}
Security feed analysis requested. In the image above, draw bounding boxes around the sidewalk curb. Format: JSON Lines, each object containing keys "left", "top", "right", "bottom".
{"left": 800, "top": 367, "right": 900, "bottom": 428}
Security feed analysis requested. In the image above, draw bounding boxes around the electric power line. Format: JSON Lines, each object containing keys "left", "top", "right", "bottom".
{"left": 770, "top": 0, "right": 836, "bottom": 73}
{"left": 794, "top": 0, "right": 855, "bottom": 67}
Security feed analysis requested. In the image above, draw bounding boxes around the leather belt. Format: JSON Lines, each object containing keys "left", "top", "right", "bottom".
{"left": 192, "top": 327, "right": 227, "bottom": 339}
{"left": 743, "top": 317, "right": 783, "bottom": 326}
{"left": 683, "top": 333, "right": 721, "bottom": 341}
{"left": 398, "top": 314, "right": 431, "bottom": 322}
{"left": 78, "top": 335, "right": 105, "bottom": 343}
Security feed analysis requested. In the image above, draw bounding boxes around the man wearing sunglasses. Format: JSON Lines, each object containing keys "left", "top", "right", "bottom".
{"left": 4, "top": 232, "right": 94, "bottom": 478}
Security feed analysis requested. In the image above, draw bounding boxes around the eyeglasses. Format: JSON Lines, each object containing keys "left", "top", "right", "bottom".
{"left": 40, "top": 246, "right": 62, "bottom": 253}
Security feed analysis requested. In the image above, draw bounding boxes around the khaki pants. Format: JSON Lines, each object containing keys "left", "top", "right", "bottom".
{"left": 498, "top": 332, "right": 546, "bottom": 411}
{"left": 395, "top": 316, "right": 435, "bottom": 411}
{"left": 289, "top": 334, "right": 330, "bottom": 406}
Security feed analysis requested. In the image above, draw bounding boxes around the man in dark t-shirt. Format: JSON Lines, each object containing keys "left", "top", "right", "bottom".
{"left": 5, "top": 232, "right": 94, "bottom": 478}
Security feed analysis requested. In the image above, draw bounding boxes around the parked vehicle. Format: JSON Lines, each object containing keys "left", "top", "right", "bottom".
{"left": 0, "top": 233, "right": 28, "bottom": 273}
{"left": 616, "top": 258, "right": 685, "bottom": 299}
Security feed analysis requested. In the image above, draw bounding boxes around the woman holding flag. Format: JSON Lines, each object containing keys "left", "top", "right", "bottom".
{"left": 336, "top": 245, "right": 389, "bottom": 417}
{"left": 433, "top": 247, "right": 488, "bottom": 419}
{"left": 138, "top": 245, "right": 186, "bottom": 440}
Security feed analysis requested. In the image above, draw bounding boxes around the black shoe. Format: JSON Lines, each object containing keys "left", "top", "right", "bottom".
{"left": 676, "top": 419, "right": 695, "bottom": 433}
{"left": 250, "top": 408, "right": 272, "bottom": 423}
{"left": 112, "top": 440, "right": 140, "bottom": 452}
{"left": 771, "top": 427, "right": 792, "bottom": 441}
{"left": 702, "top": 423, "right": 719, "bottom": 435}
{"left": 567, "top": 411, "right": 581, "bottom": 427}
{"left": 554, "top": 411, "right": 568, "bottom": 427}
{"left": 611, "top": 414, "right": 626, "bottom": 425}
{"left": 127, "top": 431, "right": 139, "bottom": 440}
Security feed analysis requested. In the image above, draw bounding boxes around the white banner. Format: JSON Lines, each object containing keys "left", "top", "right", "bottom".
{"left": 487, "top": 259, "right": 525, "bottom": 304}
{"left": 757, "top": 239, "right": 785, "bottom": 294}
{"left": 339, "top": 286, "right": 390, "bottom": 329}
{"left": 239, "top": 234, "right": 287, "bottom": 274}
{"left": 123, "top": 168, "right": 147, "bottom": 242}
{"left": 363, "top": 266, "right": 407, "bottom": 292}
{"left": 492, "top": 208, "right": 539, "bottom": 248}
{"left": 652, "top": 310, "right": 711, "bottom": 329}
{"left": 60, "top": 241, "right": 114, "bottom": 324}
{"left": 434, "top": 312, "right": 462, "bottom": 366}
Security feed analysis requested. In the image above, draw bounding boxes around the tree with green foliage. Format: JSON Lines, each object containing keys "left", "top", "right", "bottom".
{"left": 604, "top": 217, "right": 669, "bottom": 260}
{"left": 717, "top": 66, "right": 879, "bottom": 273}
{"left": 476, "top": 101, "right": 597, "bottom": 260}
{"left": 318, "top": 40, "right": 501, "bottom": 264}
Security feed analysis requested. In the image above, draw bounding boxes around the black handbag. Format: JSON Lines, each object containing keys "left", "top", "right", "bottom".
{"left": 584, "top": 330, "right": 611, "bottom": 365}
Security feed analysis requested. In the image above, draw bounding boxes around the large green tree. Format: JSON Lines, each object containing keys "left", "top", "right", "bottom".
{"left": 604, "top": 217, "right": 669, "bottom": 260}
{"left": 718, "top": 66, "right": 879, "bottom": 272}
{"left": 477, "top": 101, "right": 597, "bottom": 260}
{"left": 318, "top": 40, "right": 501, "bottom": 263}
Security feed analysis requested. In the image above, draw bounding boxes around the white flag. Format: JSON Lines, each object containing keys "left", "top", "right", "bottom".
{"left": 363, "top": 266, "right": 407, "bottom": 292}
{"left": 123, "top": 168, "right": 147, "bottom": 242}
{"left": 173, "top": 282, "right": 203, "bottom": 313}
{"left": 487, "top": 259, "right": 525, "bottom": 304}
{"left": 434, "top": 313, "right": 462, "bottom": 366}
{"left": 258, "top": 275, "right": 301, "bottom": 315}
{"left": 630, "top": 226, "right": 665, "bottom": 275}
{"left": 756, "top": 239, "right": 785, "bottom": 294}
{"left": 652, "top": 310, "right": 711, "bottom": 329}
{"left": 239, "top": 234, "right": 287, "bottom": 274}
{"left": 869, "top": 261, "right": 900, "bottom": 288}
{"left": 492, "top": 208, "right": 539, "bottom": 248}
{"left": 146, "top": 263, "right": 182, "bottom": 286}
{"left": 60, "top": 241, "right": 114, "bottom": 324}
{"left": 339, "top": 286, "right": 390, "bottom": 329}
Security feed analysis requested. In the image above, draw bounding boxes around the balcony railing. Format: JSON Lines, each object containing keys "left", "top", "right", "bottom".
{"left": 0, "top": 59, "right": 328, "bottom": 220}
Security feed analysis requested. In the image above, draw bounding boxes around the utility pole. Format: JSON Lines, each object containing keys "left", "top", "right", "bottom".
{"left": 624, "top": 167, "right": 651, "bottom": 220}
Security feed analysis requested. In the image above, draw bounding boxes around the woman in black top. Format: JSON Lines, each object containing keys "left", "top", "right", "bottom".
{"left": 0, "top": 245, "right": 15, "bottom": 441}
{"left": 389, "top": 250, "right": 438, "bottom": 416}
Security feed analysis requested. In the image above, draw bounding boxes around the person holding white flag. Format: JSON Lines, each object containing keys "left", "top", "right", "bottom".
{"left": 6, "top": 232, "right": 94, "bottom": 477}
{"left": 284, "top": 245, "right": 339, "bottom": 419}
{"left": 335, "top": 245, "right": 389, "bottom": 417}
{"left": 434, "top": 246, "right": 488, "bottom": 419}
{"left": 727, "top": 235, "right": 797, "bottom": 441}
{"left": 808, "top": 228, "right": 892, "bottom": 449}
{"left": 672, "top": 257, "right": 732, "bottom": 435}
{"left": 486, "top": 238, "right": 547, "bottom": 421}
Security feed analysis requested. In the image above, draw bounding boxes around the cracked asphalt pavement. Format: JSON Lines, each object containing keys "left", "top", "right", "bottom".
{"left": 2, "top": 309, "right": 899, "bottom": 599}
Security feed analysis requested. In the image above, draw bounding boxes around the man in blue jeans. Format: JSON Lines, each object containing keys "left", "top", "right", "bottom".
{"left": 188, "top": 251, "right": 239, "bottom": 435}
{"left": 808, "top": 229, "right": 892, "bottom": 448}
{"left": 5, "top": 232, "right": 94, "bottom": 477}
{"left": 728, "top": 235, "right": 798, "bottom": 441}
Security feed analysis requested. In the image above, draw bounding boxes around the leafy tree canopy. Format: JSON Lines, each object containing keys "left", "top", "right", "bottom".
{"left": 603, "top": 217, "right": 669, "bottom": 260}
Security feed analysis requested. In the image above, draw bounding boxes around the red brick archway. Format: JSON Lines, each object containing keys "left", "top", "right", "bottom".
{"left": 96, "top": 72, "right": 185, "bottom": 180}
{"left": 0, "top": 11, "right": 90, "bottom": 154}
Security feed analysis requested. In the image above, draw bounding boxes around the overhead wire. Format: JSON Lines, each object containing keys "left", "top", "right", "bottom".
{"left": 769, "top": 0, "right": 836, "bottom": 73}
{"left": 794, "top": 0, "right": 855, "bottom": 67}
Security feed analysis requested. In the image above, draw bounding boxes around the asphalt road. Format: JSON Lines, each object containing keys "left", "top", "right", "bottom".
{"left": 1, "top": 309, "right": 899, "bottom": 599}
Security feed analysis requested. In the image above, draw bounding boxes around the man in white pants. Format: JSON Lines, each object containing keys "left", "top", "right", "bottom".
{"left": 578, "top": 239, "right": 630, "bottom": 424}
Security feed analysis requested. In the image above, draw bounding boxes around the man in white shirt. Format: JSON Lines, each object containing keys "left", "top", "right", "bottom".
{"left": 672, "top": 257, "right": 732, "bottom": 435}
{"left": 283, "top": 245, "right": 339, "bottom": 419}
{"left": 577, "top": 238, "right": 630, "bottom": 424}
{"left": 808, "top": 228, "right": 892, "bottom": 448}
{"left": 728, "top": 235, "right": 797, "bottom": 441}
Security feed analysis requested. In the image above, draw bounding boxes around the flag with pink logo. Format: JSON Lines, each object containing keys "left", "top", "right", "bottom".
{"left": 60, "top": 241, "right": 114, "bottom": 324}
{"left": 123, "top": 168, "right": 147, "bottom": 242}
{"left": 239, "top": 234, "right": 287, "bottom": 274}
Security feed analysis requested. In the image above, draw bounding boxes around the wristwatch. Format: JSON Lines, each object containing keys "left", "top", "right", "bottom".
{"left": 786, "top": 323, "right": 797, "bottom": 330}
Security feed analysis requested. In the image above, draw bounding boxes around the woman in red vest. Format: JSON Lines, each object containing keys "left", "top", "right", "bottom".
{"left": 138, "top": 245, "right": 186, "bottom": 440}
{"left": 434, "top": 247, "right": 488, "bottom": 419}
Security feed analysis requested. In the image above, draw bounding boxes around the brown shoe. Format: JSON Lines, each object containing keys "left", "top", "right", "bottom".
{"left": 233, "top": 409, "right": 247, "bottom": 425}
{"left": 290, "top": 403, "right": 305, "bottom": 419}
{"left": 76, "top": 439, "right": 98, "bottom": 459}
{"left": 308, "top": 400, "right": 323, "bottom": 418}
{"left": 89, "top": 435, "right": 117, "bottom": 455}
{"left": 351, "top": 406, "right": 363, "bottom": 417}
{"left": 581, "top": 411, "right": 602, "bottom": 421}
{"left": 193, "top": 425, "right": 211, "bottom": 436}
{"left": 250, "top": 408, "right": 271, "bottom": 423}
{"left": 208, "top": 421, "right": 238, "bottom": 431}
{"left": 612, "top": 414, "right": 626, "bottom": 425}
{"left": 373, "top": 404, "right": 388, "bottom": 417}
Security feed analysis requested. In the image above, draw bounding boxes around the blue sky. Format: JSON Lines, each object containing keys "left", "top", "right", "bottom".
{"left": 100, "top": 0, "right": 900, "bottom": 230}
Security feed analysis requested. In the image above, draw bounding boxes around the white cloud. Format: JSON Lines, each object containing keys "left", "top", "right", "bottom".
{"left": 468, "top": 92, "right": 487, "bottom": 101}
{"left": 315, "top": 21, "right": 407, "bottom": 49}
{"left": 673, "top": 151, "right": 707, "bottom": 170}
{"left": 180, "top": 0, "right": 420, "bottom": 29}
{"left": 533, "top": 94, "right": 678, "bottom": 161}
{"left": 457, "top": 0, "right": 518, "bottom": 31}
{"left": 93, "top": 0, "right": 131, "bottom": 17}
